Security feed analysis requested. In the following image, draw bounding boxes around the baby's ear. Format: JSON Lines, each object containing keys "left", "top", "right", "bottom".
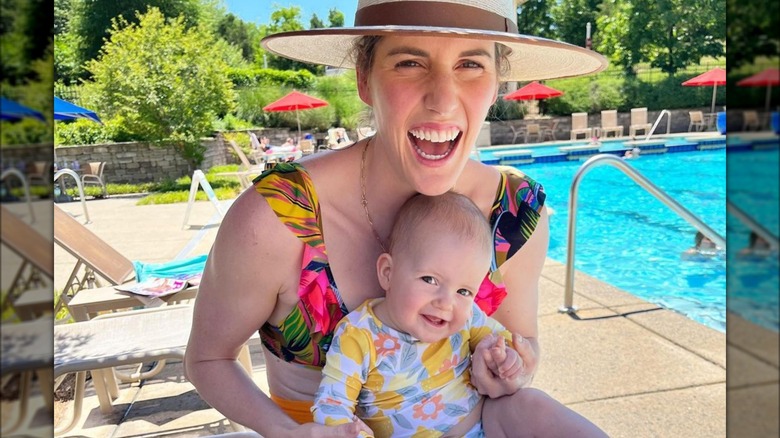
{"left": 376, "top": 253, "right": 393, "bottom": 291}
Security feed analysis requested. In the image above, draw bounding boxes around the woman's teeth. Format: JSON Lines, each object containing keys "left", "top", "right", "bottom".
{"left": 409, "top": 128, "right": 460, "bottom": 142}
{"left": 409, "top": 128, "right": 460, "bottom": 160}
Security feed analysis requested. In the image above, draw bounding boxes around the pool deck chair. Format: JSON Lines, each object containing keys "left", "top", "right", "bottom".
{"left": 600, "top": 110, "right": 624, "bottom": 138}
{"left": 217, "top": 140, "right": 266, "bottom": 189}
{"left": 53, "top": 305, "right": 254, "bottom": 435}
{"left": 570, "top": 112, "right": 593, "bottom": 140}
{"left": 53, "top": 205, "right": 136, "bottom": 315}
{"left": 742, "top": 110, "right": 761, "bottom": 131}
{"left": 1, "top": 205, "right": 53, "bottom": 319}
{"left": 629, "top": 107, "right": 653, "bottom": 137}
{"left": 688, "top": 111, "right": 706, "bottom": 132}
{"left": 524, "top": 123, "right": 543, "bottom": 143}
{"left": 1, "top": 316, "right": 54, "bottom": 435}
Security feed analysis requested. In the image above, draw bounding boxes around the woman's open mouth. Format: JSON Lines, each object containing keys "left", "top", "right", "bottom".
{"left": 408, "top": 128, "right": 462, "bottom": 161}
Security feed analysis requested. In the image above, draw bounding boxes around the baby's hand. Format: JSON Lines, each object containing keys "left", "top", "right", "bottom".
{"left": 489, "top": 336, "right": 522, "bottom": 380}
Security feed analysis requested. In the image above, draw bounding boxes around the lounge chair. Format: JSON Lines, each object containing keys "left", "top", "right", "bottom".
{"left": 1, "top": 205, "right": 53, "bottom": 319}
{"left": 600, "top": 110, "right": 624, "bottom": 138}
{"left": 53, "top": 205, "right": 199, "bottom": 319}
{"left": 27, "top": 160, "right": 52, "bottom": 189}
{"left": 742, "top": 110, "right": 761, "bottom": 131}
{"left": 327, "top": 127, "right": 353, "bottom": 149}
{"left": 81, "top": 161, "right": 108, "bottom": 197}
{"left": 53, "top": 305, "right": 256, "bottom": 434}
{"left": 218, "top": 140, "right": 266, "bottom": 189}
{"left": 688, "top": 111, "right": 706, "bottom": 132}
{"left": 299, "top": 139, "right": 315, "bottom": 155}
{"left": 524, "top": 123, "right": 543, "bottom": 143}
{"left": 629, "top": 107, "right": 653, "bottom": 137}
{"left": 1, "top": 316, "right": 54, "bottom": 435}
{"left": 570, "top": 112, "right": 593, "bottom": 140}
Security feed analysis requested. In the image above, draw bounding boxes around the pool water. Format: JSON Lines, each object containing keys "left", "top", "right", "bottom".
{"left": 520, "top": 149, "right": 727, "bottom": 332}
{"left": 726, "top": 148, "right": 779, "bottom": 332}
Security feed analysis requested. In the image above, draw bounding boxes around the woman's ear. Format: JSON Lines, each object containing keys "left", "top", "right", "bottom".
{"left": 376, "top": 253, "right": 393, "bottom": 291}
{"left": 356, "top": 67, "right": 373, "bottom": 106}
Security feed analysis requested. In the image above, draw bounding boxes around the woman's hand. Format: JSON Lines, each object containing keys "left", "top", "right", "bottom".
{"left": 471, "top": 333, "right": 538, "bottom": 398}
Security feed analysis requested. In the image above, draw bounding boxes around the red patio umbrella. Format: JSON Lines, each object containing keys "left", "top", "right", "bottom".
{"left": 503, "top": 81, "right": 564, "bottom": 101}
{"left": 737, "top": 68, "right": 780, "bottom": 113}
{"left": 681, "top": 67, "right": 726, "bottom": 114}
{"left": 263, "top": 91, "right": 329, "bottom": 141}
{"left": 503, "top": 81, "right": 564, "bottom": 117}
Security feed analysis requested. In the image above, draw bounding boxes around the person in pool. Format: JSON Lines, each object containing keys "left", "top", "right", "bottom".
{"left": 312, "top": 192, "right": 526, "bottom": 437}
{"left": 184, "top": 1, "right": 609, "bottom": 436}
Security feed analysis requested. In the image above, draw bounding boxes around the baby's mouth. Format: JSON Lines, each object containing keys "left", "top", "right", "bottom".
{"left": 423, "top": 315, "right": 447, "bottom": 327}
{"left": 408, "top": 128, "right": 461, "bottom": 160}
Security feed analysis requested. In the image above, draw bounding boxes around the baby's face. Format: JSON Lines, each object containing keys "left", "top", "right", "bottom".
{"left": 379, "top": 234, "right": 490, "bottom": 343}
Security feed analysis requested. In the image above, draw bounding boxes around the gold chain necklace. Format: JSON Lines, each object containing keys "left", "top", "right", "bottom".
{"left": 360, "top": 139, "right": 388, "bottom": 253}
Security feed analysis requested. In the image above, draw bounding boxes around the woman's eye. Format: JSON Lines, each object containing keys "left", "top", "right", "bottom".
{"left": 396, "top": 60, "right": 421, "bottom": 68}
{"left": 457, "top": 289, "right": 473, "bottom": 297}
{"left": 421, "top": 276, "right": 437, "bottom": 285}
{"left": 460, "top": 60, "right": 484, "bottom": 69}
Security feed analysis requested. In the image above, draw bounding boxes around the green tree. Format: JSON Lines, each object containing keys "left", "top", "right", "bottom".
{"left": 727, "top": 0, "right": 779, "bottom": 69}
{"left": 82, "top": 8, "right": 236, "bottom": 168}
{"left": 264, "top": 6, "right": 321, "bottom": 74}
{"left": 596, "top": 0, "right": 725, "bottom": 74}
{"left": 550, "top": 0, "right": 602, "bottom": 47}
{"left": 327, "top": 8, "right": 345, "bottom": 28}
{"left": 517, "top": 0, "right": 554, "bottom": 38}
{"left": 216, "top": 13, "right": 254, "bottom": 61}
{"left": 63, "top": 0, "right": 205, "bottom": 83}
{"left": 310, "top": 13, "right": 325, "bottom": 29}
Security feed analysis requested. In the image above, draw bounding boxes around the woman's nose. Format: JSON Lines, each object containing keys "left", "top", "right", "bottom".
{"left": 424, "top": 70, "right": 458, "bottom": 116}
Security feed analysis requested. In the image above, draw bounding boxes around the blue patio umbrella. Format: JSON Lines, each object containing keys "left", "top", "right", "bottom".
{"left": 1, "top": 97, "right": 46, "bottom": 122}
{"left": 54, "top": 97, "right": 102, "bottom": 123}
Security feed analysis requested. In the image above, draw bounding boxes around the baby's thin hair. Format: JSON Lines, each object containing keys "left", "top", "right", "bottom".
{"left": 388, "top": 192, "right": 493, "bottom": 257}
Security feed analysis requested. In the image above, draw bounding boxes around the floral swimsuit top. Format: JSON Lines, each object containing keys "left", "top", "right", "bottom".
{"left": 254, "top": 162, "right": 546, "bottom": 369}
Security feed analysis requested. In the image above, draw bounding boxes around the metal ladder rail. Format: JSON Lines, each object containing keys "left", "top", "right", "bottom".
{"left": 644, "top": 109, "right": 672, "bottom": 140}
{"left": 560, "top": 154, "right": 725, "bottom": 313}
{"left": 727, "top": 200, "right": 779, "bottom": 250}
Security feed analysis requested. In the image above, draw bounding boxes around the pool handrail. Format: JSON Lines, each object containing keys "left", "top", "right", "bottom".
{"left": 54, "top": 168, "right": 90, "bottom": 224}
{"left": 1, "top": 168, "right": 35, "bottom": 223}
{"left": 560, "top": 153, "right": 725, "bottom": 314}
{"left": 644, "top": 109, "right": 672, "bottom": 140}
{"left": 726, "top": 200, "right": 779, "bottom": 250}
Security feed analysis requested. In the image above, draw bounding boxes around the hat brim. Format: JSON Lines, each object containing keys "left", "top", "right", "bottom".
{"left": 262, "top": 26, "right": 608, "bottom": 82}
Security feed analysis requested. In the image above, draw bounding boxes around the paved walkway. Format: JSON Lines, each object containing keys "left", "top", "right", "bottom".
{"left": 3, "top": 195, "right": 777, "bottom": 437}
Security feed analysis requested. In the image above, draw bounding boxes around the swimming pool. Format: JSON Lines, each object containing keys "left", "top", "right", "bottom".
{"left": 518, "top": 149, "right": 728, "bottom": 332}
{"left": 726, "top": 146, "right": 779, "bottom": 332}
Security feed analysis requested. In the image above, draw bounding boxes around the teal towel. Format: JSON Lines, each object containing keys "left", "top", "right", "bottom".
{"left": 133, "top": 254, "right": 208, "bottom": 282}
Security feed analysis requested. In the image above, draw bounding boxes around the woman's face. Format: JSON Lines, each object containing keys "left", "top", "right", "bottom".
{"left": 358, "top": 36, "right": 500, "bottom": 195}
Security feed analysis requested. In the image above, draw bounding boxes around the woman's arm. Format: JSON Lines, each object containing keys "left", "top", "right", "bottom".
{"left": 471, "top": 207, "right": 549, "bottom": 395}
{"left": 184, "top": 189, "right": 306, "bottom": 436}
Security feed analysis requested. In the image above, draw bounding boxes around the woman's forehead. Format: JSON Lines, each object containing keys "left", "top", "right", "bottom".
{"left": 375, "top": 35, "right": 495, "bottom": 57}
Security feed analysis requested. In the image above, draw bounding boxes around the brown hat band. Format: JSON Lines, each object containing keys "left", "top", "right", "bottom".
{"left": 355, "top": 1, "right": 519, "bottom": 34}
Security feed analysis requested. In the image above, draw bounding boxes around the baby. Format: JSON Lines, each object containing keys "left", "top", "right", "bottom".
{"left": 312, "top": 192, "right": 525, "bottom": 437}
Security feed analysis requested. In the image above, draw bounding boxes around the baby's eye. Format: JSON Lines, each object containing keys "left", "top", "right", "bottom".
{"left": 457, "top": 288, "right": 473, "bottom": 297}
{"left": 421, "top": 276, "right": 438, "bottom": 285}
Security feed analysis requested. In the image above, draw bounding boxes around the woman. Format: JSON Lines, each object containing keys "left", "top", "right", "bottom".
{"left": 185, "top": 1, "right": 608, "bottom": 436}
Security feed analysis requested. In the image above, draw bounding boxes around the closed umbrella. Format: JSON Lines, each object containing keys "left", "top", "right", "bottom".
{"left": 737, "top": 68, "right": 780, "bottom": 113}
{"left": 263, "top": 91, "right": 329, "bottom": 141}
{"left": 1, "top": 97, "right": 45, "bottom": 122}
{"left": 54, "top": 97, "right": 102, "bottom": 123}
{"left": 681, "top": 68, "right": 726, "bottom": 114}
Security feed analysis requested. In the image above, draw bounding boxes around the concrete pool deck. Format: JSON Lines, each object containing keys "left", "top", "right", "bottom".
{"left": 2, "top": 195, "right": 777, "bottom": 437}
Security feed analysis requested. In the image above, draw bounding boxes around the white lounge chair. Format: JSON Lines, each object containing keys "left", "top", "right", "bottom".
{"left": 570, "top": 112, "right": 593, "bottom": 140}
{"left": 600, "top": 110, "right": 624, "bottom": 138}
{"left": 629, "top": 107, "right": 652, "bottom": 137}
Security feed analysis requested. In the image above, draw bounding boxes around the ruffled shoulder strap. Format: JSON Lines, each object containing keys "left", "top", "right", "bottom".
{"left": 490, "top": 165, "right": 547, "bottom": 263}
{"left": 253, "top": 163, "right": 325, "bottom": 253}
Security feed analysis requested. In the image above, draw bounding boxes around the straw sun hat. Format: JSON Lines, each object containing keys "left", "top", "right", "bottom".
{"left": 262, "top": 0, "right": 608, "bottom": 82}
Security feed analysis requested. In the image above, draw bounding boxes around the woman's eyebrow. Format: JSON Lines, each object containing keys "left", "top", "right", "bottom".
{"left": 386, "top": 46, "right": 429, "bottom": 57}
{"left": 460, "top": 48, "right": 493, "bottom": 58}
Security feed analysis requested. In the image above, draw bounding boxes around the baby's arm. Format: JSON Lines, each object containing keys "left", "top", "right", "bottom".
{"left": 312, "top": 324, "right": 375, "bottom": 437}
